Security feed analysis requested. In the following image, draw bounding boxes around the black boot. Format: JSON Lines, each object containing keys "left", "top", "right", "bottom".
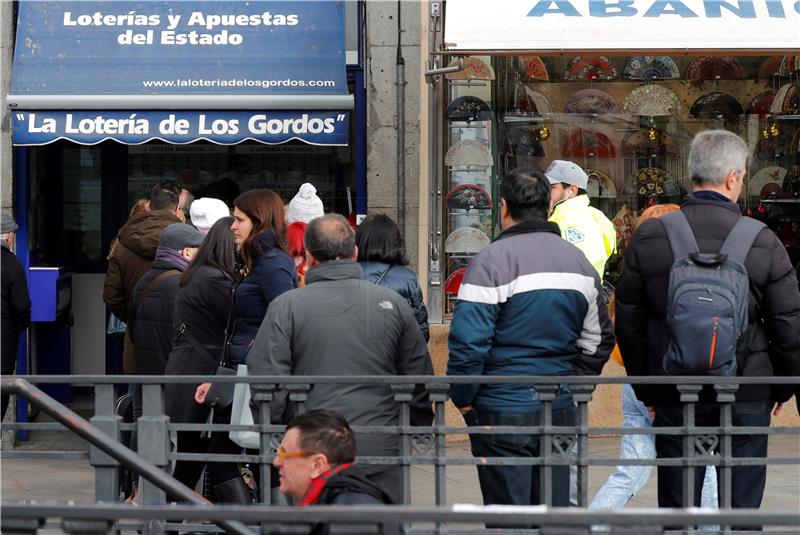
{"left": 213, "top": 477, "right": 252, "bottom": 504}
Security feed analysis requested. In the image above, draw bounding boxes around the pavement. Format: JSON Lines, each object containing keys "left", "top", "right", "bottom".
{"left": 1, "top": 405, "right": 799, "bottom": 533}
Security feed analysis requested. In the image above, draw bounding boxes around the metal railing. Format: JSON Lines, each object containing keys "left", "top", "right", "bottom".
{"left": 1, "top": 374, "right": 799, "bottom": 535}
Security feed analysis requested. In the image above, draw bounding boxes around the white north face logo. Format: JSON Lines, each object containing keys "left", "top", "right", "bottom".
{"left": 378, "top": 301, "right": 394, "bottom": 310}
{"left": 565, "top": 228, "right": 584, "bottom": 244}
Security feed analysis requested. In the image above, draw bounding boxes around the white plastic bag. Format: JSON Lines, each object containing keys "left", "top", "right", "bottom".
{"left": 229, "top": 364, "right": 259, "bottom": 449}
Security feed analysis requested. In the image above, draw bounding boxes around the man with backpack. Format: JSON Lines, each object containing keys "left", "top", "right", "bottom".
{"left": 616, "top": 130, "right": 800, "bottom": 513}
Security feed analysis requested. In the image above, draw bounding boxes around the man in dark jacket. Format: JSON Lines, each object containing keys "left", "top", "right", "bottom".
{"left": 616, "top": 130, "right": 800, "bottom": 513}
{"left": 274, "top": 411, "right": 401, "bottom": 535}
{"left": 103, "top": 181, "right": 182, "bottom": 374}
{"left": 248, "top": 214, "right": 433, "bottom": 504}
{"left": 447, "top": 169, "right": 613, "bottom": 513}
{"left": 128, "top": 223, "right": 204, "bottom": 376}
{"left": 1, "top": 213, "right": 31, "bottom": 419}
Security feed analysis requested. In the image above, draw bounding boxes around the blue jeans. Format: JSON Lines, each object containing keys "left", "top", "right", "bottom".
{"left": 591, "top": 385, "right": 718, "bottom": 511}
{"left": 465, "top": 406, "right": 576, "bottom": 515}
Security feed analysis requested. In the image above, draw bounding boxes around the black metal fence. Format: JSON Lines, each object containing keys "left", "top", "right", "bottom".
{"left": 1, "top": 375, "right": 799, "bottom": 535}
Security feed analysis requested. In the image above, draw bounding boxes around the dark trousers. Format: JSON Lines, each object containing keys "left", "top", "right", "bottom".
{"left": 654, "top": 400, "right": 770, "bottom": 522}
{"left": 1, "top": 330, "right": 20, "bottom": 419}
{"left": 465, "top": 406, "right": 576, "bottom": 515}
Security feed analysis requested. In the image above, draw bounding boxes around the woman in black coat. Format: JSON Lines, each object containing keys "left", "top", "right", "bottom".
{"left": 164, "top": 217, "right": 241, "bottom": 499}
{"left": 356, "top": 214, "right": 429, "bottom": 341}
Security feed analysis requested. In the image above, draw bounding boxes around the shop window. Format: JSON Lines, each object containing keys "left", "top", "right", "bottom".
{"left": 442, "top": 54, "right": 800, "bottom": 316}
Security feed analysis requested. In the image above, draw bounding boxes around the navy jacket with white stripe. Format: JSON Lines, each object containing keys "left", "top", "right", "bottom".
{"left": 447, "top": 219, "right": 614, "bottom": 412}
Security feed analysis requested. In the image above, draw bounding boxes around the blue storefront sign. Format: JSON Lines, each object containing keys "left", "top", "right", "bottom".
{"left": 12, "top": 110, "right": 350, "bottom": 146}
{"left": 10, "top": 1, "right": 348, "bottom": 99}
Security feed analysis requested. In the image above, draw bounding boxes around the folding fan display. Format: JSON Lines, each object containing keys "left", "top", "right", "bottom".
{"left": 562, "top": 130, "right": 617, "bottom": 158}
{"left": 634, "top": 167, "right": 673, "bottom": 206}
{"left": 585, "top": 169, "right": 617, "bottom": 198}
{"left": 623, "top": 56, "right": 680, "bottom": 80}
{"left": 564, "top": 89, "right": 620, "bottom": 114}
{"left": 621, "top": 129, "right": 679, "bottom": 157}
{"left": 445, "top": 183, "right": 493, "bottom": 211}
{"left": 444, "top": 268, "right": 468, "bottom": 296}
{"left": 747, "top": 90, "right": 777, "bottom": 116}
{"left": 521, "top": 55, "right": 549, "bottom": 81}
{"left": 685, "top": 56, "right": 743, "bottom": 80}
{"left": 769, "top": 83, "right": 799, "bottom": 115}
{"left": 524, "top": 87, "right": 554, "bottom": 114}
{"left": 445, "top": 139, "right": 493, "bottom": 167}
{"left": 445, "top": 57, "right": 496, "bottom": 81}
{"left": 446, "top": 96, "right": 492, "bottom": 124}
{"left": 689, "top": 91, "right": 743, "bottom": 121}
{"left": 779, "top": 55, "right": 800, "bottom": 76}
{"left": 758, "top": 56, "right": 784, "bottom": 78}
{"left": 622, "top": 85, "right": 684, "bottom": 116}
{"left": 748, "top": 166, "right": 787, "bottom": 198}
{"left": 562, "top": 57, "right": 619, "bottom": 81}
{"left": 444, "top": 227, "right": 491, "bottom": 254}
{"left": 784, "top": 166, "right": 800, "bottom": 198}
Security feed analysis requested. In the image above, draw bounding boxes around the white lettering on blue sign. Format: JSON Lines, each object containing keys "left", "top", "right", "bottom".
{"left": 528, "top": 0, "right": 799, "bottom": 16}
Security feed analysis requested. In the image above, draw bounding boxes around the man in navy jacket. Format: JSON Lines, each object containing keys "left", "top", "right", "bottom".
{"left": 447, "top": 169, "right": 613, "bottom": 514}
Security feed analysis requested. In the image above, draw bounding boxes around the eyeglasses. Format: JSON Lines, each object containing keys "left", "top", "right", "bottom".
{"left": 275, "top": 446, "right": 315, "bottom": 459}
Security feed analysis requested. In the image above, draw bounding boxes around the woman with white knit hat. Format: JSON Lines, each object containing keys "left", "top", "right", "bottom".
{"left": 287, "top": 183, "right": 324, "bottom": 224}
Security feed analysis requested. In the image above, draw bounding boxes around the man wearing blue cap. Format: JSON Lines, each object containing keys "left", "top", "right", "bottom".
{"left": 1, "top": 213, "right": 31, "bottom": 419}
{"left": 546, "top": 160, "right": 616, "bottom": 280}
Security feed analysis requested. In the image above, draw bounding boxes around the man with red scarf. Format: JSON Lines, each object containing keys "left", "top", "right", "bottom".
{"left": 273, "top": 411, "right": 401, "bottom": 535}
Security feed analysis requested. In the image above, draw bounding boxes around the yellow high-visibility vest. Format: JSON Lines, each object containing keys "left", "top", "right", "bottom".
{"left": 549, "top": 195, "right": 617, "bottom": 280}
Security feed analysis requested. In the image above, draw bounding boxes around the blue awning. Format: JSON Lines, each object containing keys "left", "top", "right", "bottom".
{"left": 8, "top": 1, "right": 352, "bottom": 146}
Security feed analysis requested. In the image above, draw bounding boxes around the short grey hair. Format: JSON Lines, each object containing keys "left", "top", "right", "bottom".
{"left": 305, "top": 214, "right": 355, "bottom": 262}
{"left": 688, "top": 130, "right": 749, "bottom": 186}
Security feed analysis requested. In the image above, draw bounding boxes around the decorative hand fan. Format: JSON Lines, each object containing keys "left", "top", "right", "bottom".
{"left": 585, "top": 169, "right": 617, "bottom": 198}
{"left": 748, "top": 166, "right": 787, "bottom": 197}
{"left": 562, "top": 130, "right": 617, "bottom": 158}
{"left": 623, "top": 85, "right": 684, "bottom": 116}
{"left": 445, "top": 139, "right": 493, "bottom": 167}
{"left": 689, "top": 92, "right": 743, "bottom": 121}
{"left": 634, "top": 167, "right": 673, "bottom": 206}
{"left": 747, "top": 91, "right": 777, "bottom": 116}
{"left": 563, "top": 57, "right": 619, "bottom": 81}
{"left": 758, "top": 56, "right": 783, "bottom": 78}
{"left": 686, "top": 56, "right": 743, "bottom": 80}
{"left": 521, "top": 55, "right": 549, "bottom": 81}
{"left": 446, "top": 57, "right": 495, "bottom": 81}
{"left": 444, "top": 228, "right": 491, "bottom": 254}
{"left": 524, "top": 87, "right": 554, "bottom": 114}
{"left": 779, "top": 55, "right": 800, "bottom": 76}
{"left": 784, "top": 166, "right": 800, "bottom": 198}
{"left": 506, "top": 127, "right": 545, "bottom": 158}
{"left": 564, "top": 89, "right": 620, "bottom": 114}
{"left": 621, "top": 129, "right": 679, "bottom": 157}
{"left": 623, "top": 56, "right": 680, "bottom": 80}
{"left": 770, "top": 83, "right": 799, "bottom": 115}
{"left": 445, "top": 184, "right": 493, "bottom": 211}
{"left": 444, "top": 268, "right": 468, "bottom": 296}
{"left": 758, "top": 182, "right": 785, "bottom": 199}
{"left": 446, "top": 96, "right": 492, "bottom": 124}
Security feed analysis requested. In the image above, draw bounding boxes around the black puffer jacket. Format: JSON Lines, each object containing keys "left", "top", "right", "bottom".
{"left": 128, "top": 259, "right": 184, "bottom": 375}
{"left": 359, "top": 261, "right": 429, "bottom": 341}
{"left": 616, "top": 193, "right": 800, "bottom": 404}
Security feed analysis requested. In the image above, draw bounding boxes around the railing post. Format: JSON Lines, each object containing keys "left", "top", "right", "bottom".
{"left": 62, "top": 519, "right": 114, "bottom": 535}
{"left": 250, "top": 382, "right": 277, "bottom": 507}
{"left": 570, "top": 383, "right": 596, "bottom": 507}
{"left": 677, "top": 384, "right": 702, "bottom": 513}
{"left": 715, "top": 382, "right": 738, "bottom": 535}
{"left": 536, "top": 384, "right": 559, "bottom": 507}
{"left": 427, "top": 383, "right": 450, "bottom": 535}
{"left": 138, "top": 383, "right": 169, "bottom": 535}
{"left": 391, "top": 383, "right": 415, "bottom": 506}
{"left": 90, "top": 384, "right": 121, "bottom": 505}
{"left": 1, "top": 518, "right": 43, "bottom": 535}
{"left": 286, "top": 383, "right": 311, "bottom": 416}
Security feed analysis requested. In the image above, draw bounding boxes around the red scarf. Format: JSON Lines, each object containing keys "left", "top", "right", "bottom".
{"left": 297, "top": 463, "right": 354, "bottom": 506}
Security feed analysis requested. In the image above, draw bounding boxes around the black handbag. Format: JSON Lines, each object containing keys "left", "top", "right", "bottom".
{"left": 179, "top": 322, "right": 236, "bottom": 409}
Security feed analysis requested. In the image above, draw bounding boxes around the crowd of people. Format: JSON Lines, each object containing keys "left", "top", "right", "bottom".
{"left": 3, "top": 128, "right": 797, "bottom": 530}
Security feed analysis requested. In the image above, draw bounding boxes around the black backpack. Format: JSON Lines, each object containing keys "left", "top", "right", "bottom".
{"left": 660, "top": 211, "right": 765, "bottom": 376}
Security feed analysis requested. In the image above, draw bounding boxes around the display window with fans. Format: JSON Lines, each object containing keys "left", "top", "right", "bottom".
{"left": 436, "top": 53, "right": 799, "bottom": 317}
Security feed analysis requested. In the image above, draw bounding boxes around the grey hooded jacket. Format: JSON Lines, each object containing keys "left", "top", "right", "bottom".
{"left": 247, "top": 260, "right": 434, "bottom": 459}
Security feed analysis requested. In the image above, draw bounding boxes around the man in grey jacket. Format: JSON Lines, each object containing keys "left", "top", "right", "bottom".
{"left": 248, "top": 214, "right": 434, "bottom": 504}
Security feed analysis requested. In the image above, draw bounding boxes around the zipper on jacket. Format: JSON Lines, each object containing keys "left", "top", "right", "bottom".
{"left": 709, "top": 317, "right": 719, "bottom": 371}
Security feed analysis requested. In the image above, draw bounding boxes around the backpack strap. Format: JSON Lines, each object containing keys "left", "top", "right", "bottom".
{"left": 659, "top": 211, "right": 700, "bottom": 261}
{"left": 719, "top": 216, "right": 767, "bottom": 264}
{"left": 136, "top": 269, "right": 181, "bottom": 307}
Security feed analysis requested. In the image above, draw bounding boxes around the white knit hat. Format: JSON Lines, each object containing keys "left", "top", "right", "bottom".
{"left": 287, "top": 183, "right": 324, "bottom": 224}
{"left": 189, "top": 197, "right": 230, "bottom": 234}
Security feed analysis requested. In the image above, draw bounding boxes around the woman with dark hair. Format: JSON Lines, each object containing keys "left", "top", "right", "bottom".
{"left": 164, "top": 217, "right": 246, "bottom": 501}
{"left": 356, "top": 214, "right": 429, "bottom": 341}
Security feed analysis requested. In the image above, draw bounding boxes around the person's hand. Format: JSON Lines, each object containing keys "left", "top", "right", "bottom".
{"left": 646, "top": 405, "right": 656, "bottom": 420}
{"left": 458, "top": 405, "right": 473, "bottom": 415}
{"left": 195, "top": 383, "right": 211, "bottom": 404}
{"left": 773, "top": 402, "right": 784, "bottom": 417}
